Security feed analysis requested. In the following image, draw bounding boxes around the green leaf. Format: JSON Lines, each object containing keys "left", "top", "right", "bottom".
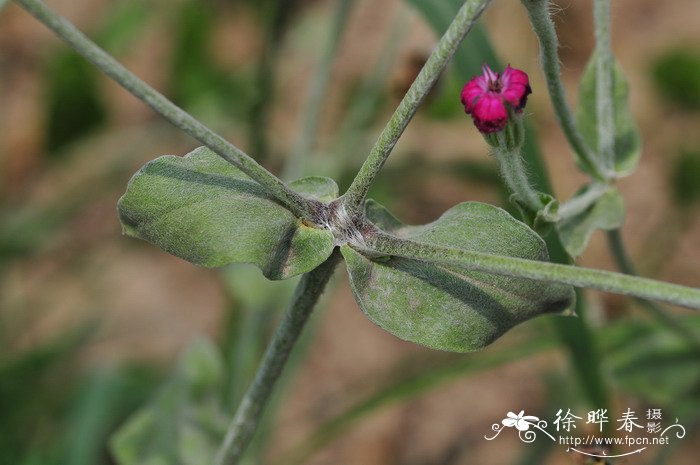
{"left": 576, "top": 52, "right": 642, "bottom": 176}
{"left": 288, "top": 176, "right": 339, "bottom": 202}
{"left": 341, "top": 201, "right": 575, "bottom": 353}
{"left": 117, "top": 147, "right": 335, "bottom": 280}
{"left": 558, "top": 187, "right": 624, "bottom": 258}
{"left": 511, "top": 192, "right": 560, "bottom": 235}
{"left": 110, "top": 338, "right": 228, "bottom": 465}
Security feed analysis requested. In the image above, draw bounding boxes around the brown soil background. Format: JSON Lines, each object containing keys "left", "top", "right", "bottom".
{"left": 1, "top": 0, "right": 700, "bottom": 464}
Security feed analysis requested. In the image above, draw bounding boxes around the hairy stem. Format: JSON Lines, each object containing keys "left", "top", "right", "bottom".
{"left": 342, "top": 0, "right": 492, "bottom": 213}
{"left": 214, "top": 250, "right": 342, "bottom": 465}
{"left": 606, "top": 229, "right": 700, "bottom": 350}
{"left": 557, "top": 182, "right": 608, "bottom": 220}
{"left": 284, "top": 0, "right": 355, "bottom": 180}
{"left": 593, "top": 0, "right": 615, "bottom": 172}
{"left": 495, "top": 143, "right": 544, "bottom": 213}
{"left": 365, "top": 233, "right": 700, "bottom": 311}
{"left": 15, "top": 0, "right": 315, "bottom": 220}
{"left": 520, "top": 0, "right": 608, "bottom": 181}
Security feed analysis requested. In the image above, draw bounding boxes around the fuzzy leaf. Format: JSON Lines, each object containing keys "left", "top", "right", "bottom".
{"left": 342, "top": 201, "right": 575, "bottom": 353}
{"left": 557, "top": 187, "right": 624, "bottom": 258}
{"left": 110, "top": 338, "right": 227, "bottom": 465}
{"left": 511, "top": 192, "right": 560, "bottom": 235}
{"left": 576, "top": 52, "right": 642, "bottom": 176}
{"left": 288, "top": 176, "right": 339, "bottom": 202}
{"left": 117, "top": 147, "right": 335, "bottom": 279}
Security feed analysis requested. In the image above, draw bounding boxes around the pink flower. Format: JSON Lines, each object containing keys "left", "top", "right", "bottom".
{"left": 460, "top": 64, "right": 531, "bottom": 134}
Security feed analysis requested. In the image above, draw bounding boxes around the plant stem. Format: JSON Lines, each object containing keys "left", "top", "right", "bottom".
{"left": 606, "top": 229, "right": 700, "bottom": 350}
{"left": 495, "top": 143, "right": 544, "bottom": 213}
{"left": 557, "top": 182, "right": 609, "bottom": 221}
{"left": 520, "top": 0, "right": 608, "bottom": 181}
{"left": 214, "top": 250, "right": 342, "bottom": 465}
{"left": 284, "top": 0, "right": 355, "bottom": 180}
{"left": 593, "top": 0, "right": 615, "bottom": 173}
{"left": 365, "top": 233, "right": 700, "bottom": 311}
{"left": 342, "top": 0, "right": 492, "bottom": 214}
{"left": 15, "top": 0, "right": 316, "bottom": 220}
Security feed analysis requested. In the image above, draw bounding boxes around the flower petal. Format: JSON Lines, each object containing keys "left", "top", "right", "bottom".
{"left": 460, "top": 76, "right": 488, "bottom": 113}
{"left": 501, "top": 65, "right": 531, "bottom": 111}
{"left": 503, "top": 418, "right": 518, "bottom": 427}
{"left": 471, "top": 92, "right": 507, "bottom": 133}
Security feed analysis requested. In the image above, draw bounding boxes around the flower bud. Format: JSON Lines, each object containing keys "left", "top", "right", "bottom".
{"left": 460, "top": 64, "right": 531, "bottom": 135}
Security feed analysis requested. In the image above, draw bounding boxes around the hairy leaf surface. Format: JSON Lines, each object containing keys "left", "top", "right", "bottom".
{"left": 576, "top": 52, "right": 642, "bottom": 176}
{"left": 342, "top": 201, "right": 575, "bottom": 352}
{"left": 558, "top": 187, "right": 624, "bottom": 258}
{"left": 118, "top": 147, "right": 335, "bottom": 279}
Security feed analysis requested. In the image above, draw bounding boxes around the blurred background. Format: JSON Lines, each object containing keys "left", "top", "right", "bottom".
{"left": 1, "top": 0, "right": 700, "bottom": 464}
